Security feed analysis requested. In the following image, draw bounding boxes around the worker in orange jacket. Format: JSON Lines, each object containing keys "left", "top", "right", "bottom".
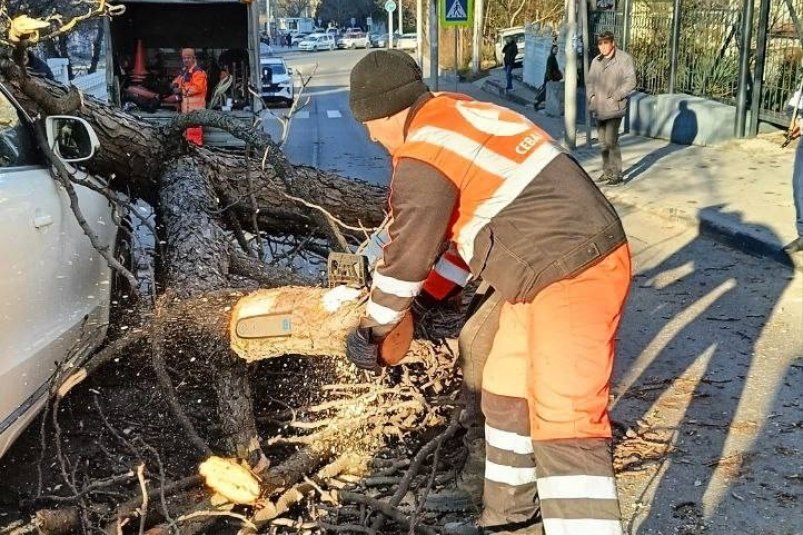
{"left": 172, "top": 48, "right": 207, "bottom": 145}
{"left": 345, "top": 50, "right": 631, "bottom": 535}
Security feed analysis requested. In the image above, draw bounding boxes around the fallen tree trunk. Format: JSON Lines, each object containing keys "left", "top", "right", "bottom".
{"left": 6, "top": 78, "right": 388, "bottom": 235}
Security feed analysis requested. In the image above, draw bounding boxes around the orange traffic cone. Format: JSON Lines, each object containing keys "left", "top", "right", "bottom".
{"left": 130, "top": 39, "right": 148, "bottom": 83}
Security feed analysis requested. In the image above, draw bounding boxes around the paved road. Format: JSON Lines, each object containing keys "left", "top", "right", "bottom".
{"left": 262, "top": 47, "right": 390, "bottom": 185}
{"left": 261, "top": 47, "right": 803, "bottom": 534}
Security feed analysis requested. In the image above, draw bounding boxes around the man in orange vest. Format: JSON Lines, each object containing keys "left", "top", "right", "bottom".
{"left": 172, "top": 48, "right": 207, "bottom": 145}
{"left": 346, "top": 50, "right": 631, "bottom": 535}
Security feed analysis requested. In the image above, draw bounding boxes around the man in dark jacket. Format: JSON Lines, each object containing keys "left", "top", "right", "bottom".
{"left": 587, "top": 31, "right": 636, "bottom": 185}
{"left": 502, "top": 37, "right": 518, "bottom": 91}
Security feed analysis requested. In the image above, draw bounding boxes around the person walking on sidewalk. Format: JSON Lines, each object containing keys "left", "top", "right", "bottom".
{"left": 503, "top": 37, "right": 518, "bottom": 92}
{"left": 534, "top": 44, "right": 563, "bottom": 109}
{"left": 587, "top": 31, "right": 636, "bottom": 186}
{"left": 783, "top": 81, "right": 803, "bottom": 254}
{"left": 345, "top": 49, "right": 632, "bottom": 535}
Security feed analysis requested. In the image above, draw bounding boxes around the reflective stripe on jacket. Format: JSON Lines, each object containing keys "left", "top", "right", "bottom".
{"left": 174, "top": 65, "right": 208, "bottom": 113}
{"left": 363, "top": 93, "right": 626, "bottom": 336}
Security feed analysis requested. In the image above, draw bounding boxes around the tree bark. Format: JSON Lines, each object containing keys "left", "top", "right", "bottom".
{"left": 160, "top": 157, "right": 230, "bottom": 295}
{"left": 7, "top": 78, "right": 388, "bottom": 232}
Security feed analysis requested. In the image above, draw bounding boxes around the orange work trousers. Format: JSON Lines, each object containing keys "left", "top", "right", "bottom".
{"left": 482, "top": 243, "right": 632, "bottom": 440}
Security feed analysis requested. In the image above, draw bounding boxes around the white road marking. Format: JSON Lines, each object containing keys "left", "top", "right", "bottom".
{"left": 295, "top": 111, "right": 310, "bottom": 119}
{"left": 327, "top": 110, "right": 342, "bottom": 118}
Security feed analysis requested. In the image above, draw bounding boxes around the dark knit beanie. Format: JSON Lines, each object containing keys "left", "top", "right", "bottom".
{"left": 350, "top": 50, "right": 429, "bottom": 122}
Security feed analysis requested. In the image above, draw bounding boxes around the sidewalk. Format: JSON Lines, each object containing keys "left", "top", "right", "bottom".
{"left": 430, "top": 67, "right": 801, "bottom": 271}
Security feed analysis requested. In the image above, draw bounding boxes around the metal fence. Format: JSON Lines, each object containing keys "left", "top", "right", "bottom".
{"left": 590, "top": 0, "right": 803, "bottom": 131}
{"left": 759, "top": 0, "right": 803, "bottom": 125}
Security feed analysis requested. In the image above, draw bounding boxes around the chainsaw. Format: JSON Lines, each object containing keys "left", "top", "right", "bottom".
{"left": 232, "top": 226, "right": 414, "bottom": 367}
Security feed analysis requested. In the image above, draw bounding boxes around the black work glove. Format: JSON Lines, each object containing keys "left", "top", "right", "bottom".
{"left": 345, "top": 327, "right": 379, "bottom": 371}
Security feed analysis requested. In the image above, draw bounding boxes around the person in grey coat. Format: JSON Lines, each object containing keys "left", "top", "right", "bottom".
{"left": 587, "top": 31, "right": 636, "bottom": 185}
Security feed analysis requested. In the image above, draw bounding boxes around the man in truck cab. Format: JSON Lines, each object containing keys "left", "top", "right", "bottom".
{"left": 172, "top": 48, "right": 208, "bottom": 145}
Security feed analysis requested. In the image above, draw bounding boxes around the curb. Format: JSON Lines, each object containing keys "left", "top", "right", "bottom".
{"left": 697, "top": 211, "right": 800, "bottom": 272}
{"left": 605, "top": 193, "right": 801, "bottom": 272}
{"left": 481, "top": 78, "right": 531, "bottom": 107}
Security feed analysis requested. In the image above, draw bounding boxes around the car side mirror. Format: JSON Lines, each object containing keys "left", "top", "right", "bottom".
{"left": 287, "top": 67, "right": 293, "bottom": 75}
{"left": 45, "top": 116, "right": 100, "bottom": 163}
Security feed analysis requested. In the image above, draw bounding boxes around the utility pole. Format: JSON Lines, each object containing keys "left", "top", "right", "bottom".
{"left": 668, "top": 0, "right": 682, "bottom": 93}
{"left": 579, "top": 0, "right": 591, "bottom": 147}
{"left": 389, "top": 8, "right": 394, "bottom": 48}
{"left": 429, "top": 0, "right": 439, "bottom": 90}
{"left": 564, "top": 0, "right": 577, "bottom": 150}
{"left": 265, "top": 0, "right": 270, "bottom": 36}
{"left": 471, "top": 0, "right": 483, "bottom": 74}
{"left": 735, "top": 0, "right": 754, "bottom": 137}
{"left": 399, "top": 0, "right": 404, "bottom": 33}
{"left": 417, "top": 0, "right": 424, "bottom": 66}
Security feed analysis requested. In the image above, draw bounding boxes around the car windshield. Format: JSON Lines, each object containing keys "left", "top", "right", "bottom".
{"left": 263, "top": 63, "right": 286, "bottom": 75}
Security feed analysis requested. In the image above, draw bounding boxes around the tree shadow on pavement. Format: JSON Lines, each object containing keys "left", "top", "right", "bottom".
{"left": 612, "top": 206, "right": 798, "bottom": 534}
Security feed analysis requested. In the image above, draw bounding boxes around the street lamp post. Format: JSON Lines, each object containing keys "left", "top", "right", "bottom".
{"left": 565, "top": 0, "right": 577, "bottom": 150}
{"left": 265, "top": 0, "right": 271, "bottom": 37}
{"left": 416, "top": 0, "right": 423, "bottom": 66}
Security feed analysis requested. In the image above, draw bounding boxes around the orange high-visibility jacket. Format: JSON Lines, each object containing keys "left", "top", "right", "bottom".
{"left": 362, "top": 93, "right": 626, "bottom": 336}
{"left": 173, "top": 65, "right": 207, "bottom": 113}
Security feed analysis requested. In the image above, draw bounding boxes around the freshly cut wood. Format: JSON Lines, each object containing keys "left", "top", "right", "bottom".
{"left": 229, "top": 286, "right": 366, "bottom": 361}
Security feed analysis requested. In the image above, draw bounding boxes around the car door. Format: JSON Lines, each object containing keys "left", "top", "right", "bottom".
{"left": 0, "top": 86, "right": 115, "bottom": 456}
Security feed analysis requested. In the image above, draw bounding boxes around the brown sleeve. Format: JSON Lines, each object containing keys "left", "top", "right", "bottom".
{"left": 361, "top": 157, "right": 458, "bottom": 339}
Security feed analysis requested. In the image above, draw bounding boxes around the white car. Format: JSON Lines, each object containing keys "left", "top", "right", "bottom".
{"left": 299, "top": 33, "right": 335, "bottom": 52}
{"left": 260, "top": 56, "right": 294, "bottom": 106}
{"left": 338, "top": 31, "right": 369, "bottom": 49}
{"left": 291, "top": 32, "right": 310, "bottom": 46}
{"left": 0, "top": 82, "right": 116, "bottom": 459}
{"left": 395, "top": 33, "right": 418, "bottom": 51}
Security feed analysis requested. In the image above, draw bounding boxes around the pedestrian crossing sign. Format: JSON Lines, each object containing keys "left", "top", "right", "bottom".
{"left": 440, "top": 0, "right": 473, "bottom": 27}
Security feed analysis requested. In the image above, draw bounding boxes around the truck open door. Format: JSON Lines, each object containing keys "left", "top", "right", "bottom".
{"left": 106, "top": 0, "right": 262, "bottom": 148}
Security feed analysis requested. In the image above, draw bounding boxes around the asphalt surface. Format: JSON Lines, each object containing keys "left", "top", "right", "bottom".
{"left": 262, "top": 47, "right": 390, "bottom": 185}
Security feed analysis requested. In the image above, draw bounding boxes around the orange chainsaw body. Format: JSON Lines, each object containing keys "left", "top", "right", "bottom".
{"left": 377, "top": 313, "right": 414, "bottom": 366}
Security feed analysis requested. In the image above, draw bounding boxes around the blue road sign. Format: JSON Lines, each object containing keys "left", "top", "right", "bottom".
{"left": 440, "top": 0, "right": 473, "bottom": 27}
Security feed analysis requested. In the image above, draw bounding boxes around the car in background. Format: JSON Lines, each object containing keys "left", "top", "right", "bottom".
{"left": 338, "top": 31, "right": 369, "bottom": 49}
{"left": 0, "top": 82, "right": 117, "bottom": 459}
{"left": 260, "top": 56, "right": 294, "bottom": 106}
{"left": 395, "top": 33, "right": 417, "bottom": 50}
{"left": 291, "top": 32, "right": 311, "bottom": 46}
{"left": 495, "top": 26, "right": 525, "bottom": 66}
{"left": 299, "top": 33, "right": 336, "bottom": 51}
{"left": 369, "top": 32, "right": 388, "bottom": 48}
